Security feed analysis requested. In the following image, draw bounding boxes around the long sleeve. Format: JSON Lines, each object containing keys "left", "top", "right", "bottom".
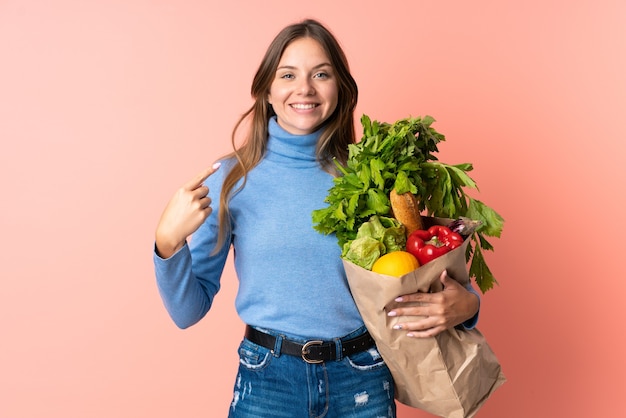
{"left": 153, "top": 170, "right": 231, "bottom": 329}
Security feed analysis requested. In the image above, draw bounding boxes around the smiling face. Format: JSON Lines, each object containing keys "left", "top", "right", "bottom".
{"left": 267, "top": 37, "right": 339, "bottom": 136}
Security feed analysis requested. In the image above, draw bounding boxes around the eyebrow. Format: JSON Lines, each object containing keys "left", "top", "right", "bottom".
{"left": 276, "top": 63, "right": 333, "bottom": 71}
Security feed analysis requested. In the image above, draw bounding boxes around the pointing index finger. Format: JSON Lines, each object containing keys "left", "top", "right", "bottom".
{"left": 185, "top": 162, "right": 221, "bottom": 190}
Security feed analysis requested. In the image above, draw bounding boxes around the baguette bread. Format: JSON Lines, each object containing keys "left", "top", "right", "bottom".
{"left": 389, "top": 189, "right": 423, "bottom": 236}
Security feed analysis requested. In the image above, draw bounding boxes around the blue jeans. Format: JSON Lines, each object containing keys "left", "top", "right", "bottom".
{"left": 228, "top": 325, "right": 396, "bottom": 418}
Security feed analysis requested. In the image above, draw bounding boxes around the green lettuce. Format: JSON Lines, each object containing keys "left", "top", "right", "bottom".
{"left": 341, "top": 215, "right": 405, "bottom": 270}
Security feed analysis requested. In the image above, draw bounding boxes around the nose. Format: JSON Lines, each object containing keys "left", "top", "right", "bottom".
{"left": 297, "top": 77, "right": 315, "bottom": 95}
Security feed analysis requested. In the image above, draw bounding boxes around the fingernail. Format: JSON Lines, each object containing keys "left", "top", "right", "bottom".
{"left": 395, "top": 297, "right": 403, "bottom": 302}
{"left": 393, "top": 324, "right": 402, "bottom": 330}
{"left": 406, "top": 332, "right": 414, "bottom": 337}
{"left": 212, "top": 162, "right": 221, "bottom": 170}
{"left": 387, "top": 311, "right": 397, "bottom": 317}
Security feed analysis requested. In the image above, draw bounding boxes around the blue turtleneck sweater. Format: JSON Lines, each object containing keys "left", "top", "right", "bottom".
{"left": 154, "top": 117, "right": 365, "bottom": 338}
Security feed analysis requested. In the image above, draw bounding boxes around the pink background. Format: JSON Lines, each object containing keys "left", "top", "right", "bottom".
{"left": 1, "top": 1, "right": 624, "bottom": 417}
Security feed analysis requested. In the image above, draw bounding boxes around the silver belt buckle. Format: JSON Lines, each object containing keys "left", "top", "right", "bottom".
{"left": 301, "top": 340, "right": 324, "bottom": 364}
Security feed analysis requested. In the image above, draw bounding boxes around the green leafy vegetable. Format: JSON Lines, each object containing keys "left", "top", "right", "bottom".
{"left": 313, "top": 115, "right": 443, "bottom": 246}
{"left": 342, "top": 215, "right": 405, "bottom": 270}
{"left": 312, "top": 114, "right": 505, "bottom": 293}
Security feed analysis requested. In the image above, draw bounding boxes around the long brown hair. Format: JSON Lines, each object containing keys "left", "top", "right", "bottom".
{"left": 215, "top": 19, "right": 358, "bottom": 250}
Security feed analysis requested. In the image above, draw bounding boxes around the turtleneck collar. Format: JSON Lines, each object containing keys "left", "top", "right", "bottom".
{"left": 266, "top": 117, "right": 323, "bottom": 167}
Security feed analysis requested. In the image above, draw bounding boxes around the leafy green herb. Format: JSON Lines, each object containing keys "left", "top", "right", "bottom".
{"left": 313, "top": 115, "right": 443, "bottom": 244}
{"left": 312, "top": 114, "right": 504, "bottom": 293}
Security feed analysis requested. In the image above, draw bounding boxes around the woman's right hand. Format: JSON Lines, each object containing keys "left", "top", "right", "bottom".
{"left": 155, "top": 163, "right": 221, "bottom": 258}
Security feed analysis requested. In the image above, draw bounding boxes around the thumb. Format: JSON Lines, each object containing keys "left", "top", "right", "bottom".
{"left": 440, "top": 269, "right": 456, "bottom": 288}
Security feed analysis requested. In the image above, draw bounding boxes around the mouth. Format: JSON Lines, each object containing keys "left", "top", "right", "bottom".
{"left": 290, "top": 103, "right": 318, "bottom": 110}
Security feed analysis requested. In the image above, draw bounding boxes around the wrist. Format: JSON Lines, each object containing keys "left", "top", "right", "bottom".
{"left": 457, "top": 290, "right": 480, "bottom": 329}
{"left": 155, "top": 233, "right": 185, "bottom": 259}
{"left": 466, "top": 291, "right": 480, "bottom": 318}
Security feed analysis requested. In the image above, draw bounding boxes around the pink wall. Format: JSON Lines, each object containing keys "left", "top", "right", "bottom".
{"left": 1, "top": 1, "right": 624, "bottom": 417}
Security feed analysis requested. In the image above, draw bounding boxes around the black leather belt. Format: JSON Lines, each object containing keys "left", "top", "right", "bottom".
{"left": 244, "top": 325, "right": 376, "bottom": 364}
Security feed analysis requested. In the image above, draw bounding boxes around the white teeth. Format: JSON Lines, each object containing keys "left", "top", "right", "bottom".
{"left": 291, "top": 103, "right": 317, "bottom": 109}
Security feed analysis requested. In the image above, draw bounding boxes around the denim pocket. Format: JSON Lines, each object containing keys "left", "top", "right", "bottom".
{"left": 238, "top": 338, "right": 272, "bottom": 371}
{"left": 346, "top": 346, "right": 387, "bottom": 371}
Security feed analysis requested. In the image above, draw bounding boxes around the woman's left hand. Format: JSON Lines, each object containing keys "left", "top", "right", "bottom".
{"left": 387, "top": 270, "right": 479, "bottom": 338}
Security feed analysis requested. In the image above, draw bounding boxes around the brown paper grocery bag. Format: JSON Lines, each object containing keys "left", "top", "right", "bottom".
{"left": 342, "top": 218, "right": 506, "bottom": 418}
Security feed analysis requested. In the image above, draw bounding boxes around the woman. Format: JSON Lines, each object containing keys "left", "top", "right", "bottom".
{"left": 154, "top": 19, "right": 479, "bottom": 417}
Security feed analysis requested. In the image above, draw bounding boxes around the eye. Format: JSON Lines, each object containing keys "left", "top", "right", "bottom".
{"left": 314, "top": 72, "right": 329, "bottom": 79}
{"left": 280, "top": 73, "right": 295, "bottom": 79}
